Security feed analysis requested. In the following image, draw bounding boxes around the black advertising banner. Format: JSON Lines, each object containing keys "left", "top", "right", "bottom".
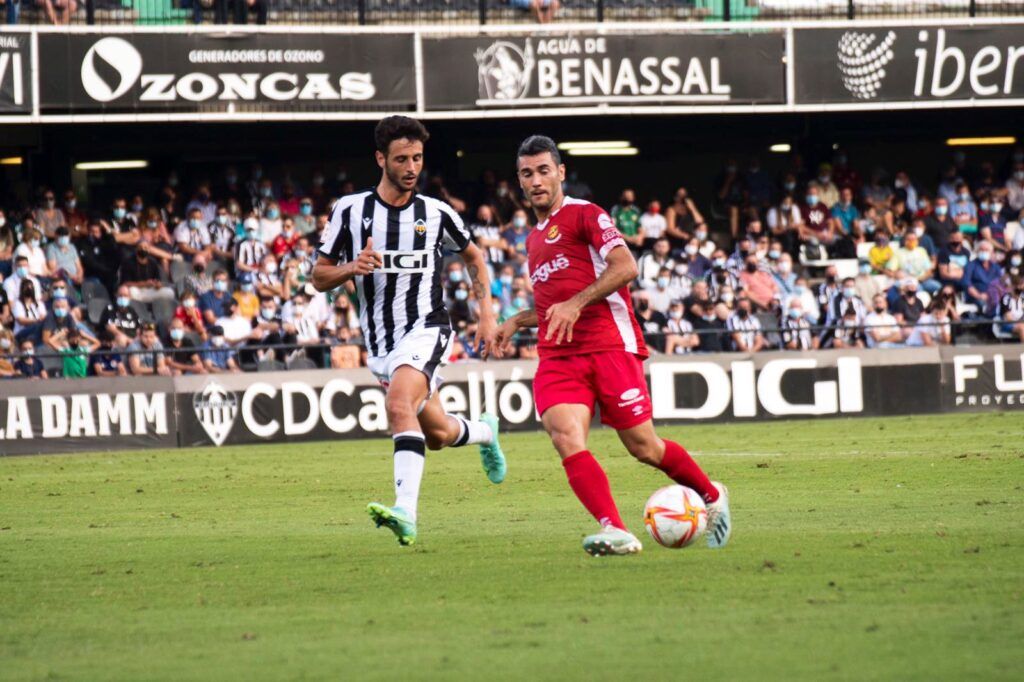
{"left": 0, "top": 32, "right": 31, "bottom": 114}
{"left": 0, "top": 376, "right": 177, "bottom": 456}
{"left": 941, "top": 346, "right": 1024, "bottom": 412}
{"left": 794, "top": 25, "right": 1024, "bottom": 104}
{"left": 422, "top": 32, "right": 785, "bottom": 110}
{"left": 37, "top": 32, "right": 415, "bottom": 114}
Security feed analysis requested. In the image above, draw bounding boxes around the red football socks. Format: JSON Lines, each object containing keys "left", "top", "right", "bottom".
{"left": 657, "top": 439, "right": 720, "bottom": 504}
{"left": 562, "top": 451, "right": 626, "bottom": 530}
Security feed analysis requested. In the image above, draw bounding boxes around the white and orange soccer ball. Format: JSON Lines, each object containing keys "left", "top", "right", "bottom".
{"left": 643, "top": 485, "right": 708, "bottom": 549}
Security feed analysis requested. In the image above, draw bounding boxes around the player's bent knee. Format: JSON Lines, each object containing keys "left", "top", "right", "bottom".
{"left": 423, "top": 429, "right": 448, "bottom": 451}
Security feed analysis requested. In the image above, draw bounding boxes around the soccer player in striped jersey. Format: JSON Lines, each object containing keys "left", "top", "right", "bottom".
{"left": 312, "top": 116, "right": 505, "bottom": 547}
{"left": 490, "top": 135, "right": 731, "bottom": 556}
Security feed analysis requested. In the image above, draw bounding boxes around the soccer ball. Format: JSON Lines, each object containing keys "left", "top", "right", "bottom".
{"left": 643, "top": 485, "right": 708, "bottom": 549}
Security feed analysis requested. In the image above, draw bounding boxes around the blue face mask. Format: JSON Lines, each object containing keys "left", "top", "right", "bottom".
{"left": 978, "top": 251, "right": 991, "bottom": 262}
{"left": 806, "top": 195, "right": 820, "bottom": 207}
{"left": 54, "top": 308, "right": 67, "bottom": 319}
{"left": 788, "top": 308, "right": 802, "bottom": 319}
{"left": 217, "top": 214, "right": 229, "bottom": 226}
{"left": 113, "top": 208, "right": 127, "bottom": 220}
{"left": 52, "top": 288, "right": 67, "bottom": 299}
{"left": 449, "top": 271, "right": 463, "bottom": 283}
{"left": 189, "top": 219, "right": 202, "bottom": 230}
{"left": 215, "top": 280, "right": 228, "bottom": 292}
{"left": 117, "top": 296, "right": 130, "bottom": 307}
{"left": 859, "top": 264, "right": 872, "bottom": 275}
{"left": 935, "top": 205, "right": 948, "bottom": 217}
{"left": 500, "top": 275, "right": 513, "bottom": 286}
{"left": 843, "top": 287, "right": 857, "bottom": 299}
{"left": 454, "top": 289, "right": 468, "bottom": 301}
{"left": 266, "top": 209, "right": 279, "bottom": 220}
{"left": 58, "top": 236, "right": 70, "bottom": 247}
{"left": 300, "top": 205, "right": 313, "bottom": 216}
{"left": 16, "top": 266, "right": 28, "bottom": 278}
{"left": 241, "top": 283, "right": 254, "bottom": 293}
{"left": 170, "top": 329, "right": 184, "bottom": 341}
{"left": 768, "top": 249, "right": 781, "bottom": 260}
{"left": 657, "top": 277, "right": 670, "bottom": 289}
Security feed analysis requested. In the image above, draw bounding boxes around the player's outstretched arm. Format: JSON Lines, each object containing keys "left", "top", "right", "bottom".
{"left": 311, "top": 238, "right": 382, "bottom": 292}
{"left": 490, "top": 308, "right": 539, "bottom": 358}
{"left": 546, "top": 245, "right": 638, "bottom": 345}
{"left": 459, "top": 243, "right": 498, "bottom": 355}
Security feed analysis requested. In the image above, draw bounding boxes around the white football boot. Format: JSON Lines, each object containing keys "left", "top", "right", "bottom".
{"left": 705, "top": 482, "right": 732, "bottom": 549}
{"left": 582, "top": 526, "right": 643, "bottom": 556}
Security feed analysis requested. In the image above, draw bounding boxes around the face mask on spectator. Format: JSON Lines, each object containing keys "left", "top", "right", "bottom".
{"left": 788, "top": 307, "right": 802, "bottom": 319}
{"left": 874, "top": 305, "right": 885, "bottom": 313}
{"left": 29, "top": 239, "right": 39, "bottom": 249}
{"left": 894, "top": 178, "right": 906, "bottom": 189}
{"left": 300, "top": 204, "right": 313, "bottom": 216}
{"left": 859, "top": 263, "right": 872, "bottom": 275}
{"left": 500, "top": 274, "right": 513, "bottom": 286}
{"left": 670, "top": 309, "right": 683, "bottom": 320}
{"left": 53, "top": 286, "right": 67, "bottom": 299}
{"left": 16, "top": 266, "right": 28, "bottom": 278}
{"left": 246, "top": 228, "right": 258, "bottom": 240}
{"left": 132, "top": 201, "right": 144, "bottom": 212}
{"left": 1015, "top": 170, "right": 1024, "bottom": 181}
{"left": 1011, "top": 255, "right": 1023, "bottom": 267}
{"left": 818, "top": 174, "right": 830, "bottom": 184}
{"left": 695, "top": 230, "right": 708, "bottom": 241}
{"left": 54, "top": 307, "right": 67, "bottom": 319}
{"left": 293, "top": 305, "right": 305, "bottom": 315}
{"left": 241, "top": 283, "right": 254, "bottom": 293}
{"left": 189, "top": 218, "right": 202, "bottom": 230}
{"left": 214, "top": 280, "right": 228, "bottom": 292}
{"left": 912, "top": 227, "right": 925, "bottom": 238}
{"left": 794, "top": 285, "right": 806, "bottom": 295}
{"left": 784, "top": 181, "right": 796, "bottom": 192}
{"left": 876, "top": 237, "right": 889, "bottom": 247}
{"left": 935, "top": 205, "right": 948, "bottom": 216}
{"left": 216, "top": 214, "right": 229, "bottom": 226}
{"left": 58, "top": 236, "right": 70, "bottom": 247}
{"left": 738, "top": 306, "right": 749, "bottom": 318}
{"left": 978, "top": 251, "right": 991, "bottom": 262}
{"left": 778, "top": 261, "right": 792, "bottom": 274}
{"left": 843, "top": 286, "right": 857, "bottom": 298}
{"left": 66, "top": 199, "right": 77, "bottom": 210}
{"left": 992, "top": 203, "right": 1003, "bottom": 213}
{"left": 22, "top": 347, "right": 34, "bottom": 357}
{"left": 113, "top": 207, "right": 126, "bottom": 220}
{"left": 266, "top": 209, "right": 280, "bottom": 220}
{"left": 448, "top": 269, "right": 464, "bottom": 283}
{"left": 685, "top": 245, "right": 698, "bottom": 256}
{"left": 674, "top": 264, "right": 689, "bottom": 276}
{"left": 117, "top": 296, "right": 130, "bottom": 307}
{"left": 454, "top": 289, "right": 468, "bottom": 301}
{"left": 261, "top": 187, "right": 273, "bottom": 198}
{"left": 0, "top": 338, "right": 9, "bottom": 350}
{"left": 745, "top": 263, "right": 758, "bottom": 274}
{"left": 806, "top": 195, "right": 819, "bottom": 207}
{"left": 657, "top": 276, "right": 669, "bottom": 288}
{"left": 513, "top": 216, "right": 527, "bottom": 229}
{"left": 703, "top": 313, "right": 716, "bottom": 321}
{"left": 958, "top": 192, "right": 969, "bottom": 202}
{"left": 713, "top": 257, "right": 726, "bottom": 268}
{"left": 183, "top": 298, "right": 196, "bottom": 309}
{"left": 170, "top": 329, "right": 184, "bottom": 341}
{"left": 212, "top": 336, "right": 225, "bottom": 348}
{"left": 265, "top": 262, "right": 278, "bottom": 274}
{"left": 721, "top": 292, "right": 734, "bottom": 304}
{"left": 980, "top": 201, "right": 990, "bottom": 212}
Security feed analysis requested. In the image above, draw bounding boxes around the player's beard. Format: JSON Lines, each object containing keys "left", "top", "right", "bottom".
{"left": 385, "top": 166, "right": 418, "bottom": 195}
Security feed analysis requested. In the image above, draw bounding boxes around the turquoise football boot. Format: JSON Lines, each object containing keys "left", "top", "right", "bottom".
{"left": 478, "top": 412, "right": 506, "bottom": 484}
{"left": 367, "top": 503, "right": 417, "bottom": 546}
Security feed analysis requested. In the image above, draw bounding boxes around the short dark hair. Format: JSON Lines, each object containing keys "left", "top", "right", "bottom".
{"left": 374, "top": 116, "right": 429, "bottom": 155}
{"left": 517, "top": 135, "right": 562, "bottom": 166}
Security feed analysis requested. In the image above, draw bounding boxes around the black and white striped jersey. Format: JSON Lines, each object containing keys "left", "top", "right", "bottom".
{"left": 318, "top": 189, "right": 471, "bottom": 358}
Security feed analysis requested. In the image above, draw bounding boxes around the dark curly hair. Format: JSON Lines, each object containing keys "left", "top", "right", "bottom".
{"left": 374, "top": 116, "right": 430, "bottom": 155}
{"left": 517, "top": 135, "right": 562, "bottom": 166}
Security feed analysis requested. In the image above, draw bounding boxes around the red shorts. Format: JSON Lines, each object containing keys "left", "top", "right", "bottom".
{"left": 533, "top": 351, "right": 652, "bottom": 430}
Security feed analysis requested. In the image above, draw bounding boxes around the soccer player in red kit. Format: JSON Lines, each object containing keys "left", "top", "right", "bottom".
{"left": 490, "top": 135, "right": 732, "bottom": 555}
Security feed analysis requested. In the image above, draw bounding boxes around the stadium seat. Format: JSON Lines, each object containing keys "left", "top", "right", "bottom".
{"left": 257, "top": 359, "right": 286, "bottom": 372}
{"left": 81, "top": 279, "right": 110, "bottom": 303}
{"left": 856, "top": 242, "right": 875, "bottom": 260}
{"left": 151, "top": 299, "right": 177, "bottom": 325}
{"left": 758, "top": 313, "right": 782, "bottom": 348}
{"left": 170, "top": 260, "right": 191, "bottom": 286}
{"left": 992, "top": 322, "right": 1018, "bottom": 341}
{"left": 87, "top": 298, "right": 110, "bottom": 326}
{"left": 40, "top": 352, "right": 62, "bottom": 378}
{"left": 130, "top": 301, "right": 155, "bottom": 324}
{"left": 286, "top": 356, "right": 318, "bottom": 371}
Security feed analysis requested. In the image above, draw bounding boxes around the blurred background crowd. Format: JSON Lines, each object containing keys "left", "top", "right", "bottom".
{"left": 1, "top": 145, "right": 1023, "bottom": 380}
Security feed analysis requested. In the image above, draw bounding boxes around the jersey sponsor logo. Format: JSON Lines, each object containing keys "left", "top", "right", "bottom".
{"left": 620, "top": 388, "right": 641, "bottom": 401}
{"left": 617, "top": 387, "right": 645, "bottom": 407}
{"left": 601, "top": 229, "right": 621, "bottom": 243}
{"left": 376, "top": 250, "right": 434, "bottom": 273}
{"left": 598, "top": 213, "right": 614, "bottom": 230}
{"left": 544, "top": 224, "right": 562, "bottom": 244}
{"left": 529, "top": 253, "right": 570, "bottom": 284}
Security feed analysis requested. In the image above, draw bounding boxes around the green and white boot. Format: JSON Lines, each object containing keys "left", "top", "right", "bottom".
{"left": 367, "top": 503, "right": 417, "bottom": 546}
{"left": 582, "top": 526, "right": 643, "bottom": 556}
{"left": 478, "top": 412, "right": 506, "bottom": 484}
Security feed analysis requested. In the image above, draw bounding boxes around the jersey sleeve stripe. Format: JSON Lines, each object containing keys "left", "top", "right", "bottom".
{"left": 404, "top": 198, "right": 428, "bottom": 334}
{"left": 359, "top": 195, "right": 379, "bottom": 356}
{"left": 598, "top": 238, "right": 627, "bottom": 260}
{"left": 440, "top": 210, "right": 470, "bottom": 252}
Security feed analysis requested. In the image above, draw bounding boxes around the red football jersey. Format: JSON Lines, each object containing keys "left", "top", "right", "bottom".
{"left": 526, "top": 197, "right": 648, "bottom": 359}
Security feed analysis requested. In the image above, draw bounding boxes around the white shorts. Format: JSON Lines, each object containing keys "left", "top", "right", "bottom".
{"left": 366, "top": 325, "right": 455, "bottom": 397}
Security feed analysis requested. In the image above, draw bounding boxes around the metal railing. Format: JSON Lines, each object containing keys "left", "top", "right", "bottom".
{"left": 8, "top": 0, "right": 1023, "bottom": 27}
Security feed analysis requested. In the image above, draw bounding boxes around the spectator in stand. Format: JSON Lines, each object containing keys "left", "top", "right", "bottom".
{"left": 53, "top": 328, "right": 94, "bottom": 379}
{"left": 832, "top": 306, "right": 866, "bottom": 349}
{"left": 832, "top": 151, "right": 861, "bottom": 194}
{"left": 128, "top": 323, "right": 170, "bottom": 376}
{"left": 209, "top": 205, "right": 236, "bottom": 266}
{"left": 186, "top": 183, "right": 217, "bottom": 226}
{"left": 15, "top": 228, "right": 49, "bottom": 280}
{"left": 235, "top": 218, "right": 267, "bottom": 275}
{"left": 926, "top": 197, "right": 957, "bottom": 250}
{"left": 706, "top": 251, "right": 739, "bottom": 302}
{"left": 680, "top": 237, "right": 712, "bottom": 280}
{"left": 45, "top": 227, "right": 83, "bottom": 290}
{"left": 0, "top": 211, "right": 14, "bottom": 277}
{"left": 861, "top": 169, "right": 893, "bottom": 213}
{"left": 637, "top": 238, "right": 674, "bottom": 290}
{"left": 868, "top": 230, "right": 900, "bottom": 283}
{"left": 12, "top": 278, "right": 46, "bottom": 343}
{"left": 294, "top": 197, "right": 316, "bottom": 235}
{"left": 781, "top": 298, "right": 817, "bottom": 350}
{"left": 633, "top": 297, "right": 667, "bottom": 352}
{"left": 34, "top": 188, "right": 65, "bottom": 238}
{"left": 260, "top": 202, "right": 283, "bottom": 244}
{"left": 937, "top": 165, "right": 963, "bottom": 206}
{"left": 182, "top": 253, "right": 213, "bottom": 297}
{"left": 644, "top": 267, "right": 675, "bottom": 314}
{"left": 821, "top": 278, "right": 867, "bottom": 348}
{"left": 164, "top": 318, "right": 206, "bottom": 375}
{"left": 664, "top": 301, "right": 699, "bottom": 355}
{"left": 199, "top": 269, "right": 233, "bottom": 325}
{"left": 1004, "top": 161, "right": 1024, "bottom": 213}
{"left": 864, "top": 294, "right": 902, "bottom": 349}
{"left": 76, "top": 219, "right": 120, "bottom": 297}
{"left": 999, "top": 274, "right": 1024, "bottom": 341}
{"left": 101, "top": 287, "right": 141, "bottom": 346}
{"left": 216, "top": 298, "right": 252, "bottom": 347}
{"left": 744, "top": 157, "right": 773, "bottom": 212}
{"left": 740, "top": 255, "right": 779, "bottom": 312}
{"left": 726, "top": 294, "right": 765, "bottom": 352}
{"left": 492, "top": 179, "right": 522, "bottom": 225}
{"left": 0, "top": 275, "right": 10, "bottom": 327}
{"left": 831, "top": 186, "right": 859, "bottom": 236}
{"left": 978, "top": 195, "right": 1010, "bottom": 253}
{"left": 470, "top": 204, "right": 506, "bottom": 269}
{"left": 109, "top": 198, "right": 141, "bottom": 258}
{"left": 892, "top": 278, "right": 925, "bottom": 340}
{"left": 1007, "top": 250, "right": 1023, "bottom": 280}
{"left": 249, "top": 297, "right": 285, "bottom": 361}
{"left": 937, "top": 231, "right": 971, "bottom": 291}
{"left": 282, "top": 291, "right": 324, "bottom": 348}
{"left": 611, "top": 189, "right": 641, "bottom": 253}
{"left": 715, "top": 160, "right": 744, "bottom": 238}
{"left": 726, "top": 236, "right": 753, "bottom": 273}
{"left": 951, "top": 182, "right": 978, "bottom": 235}
{"left": 4, "top": 256, "right": 39, "bottom": 303}
{"left": 233, "top": 272, "right": 259, "bottom": 321}
{"left": 767, "top": 193, "right": 801, "bottom": 255}
{"left": 783, "top": 276, "right": 820, "bottom": 324}
{"left": 0, "top": 328, "right": 15, "bottom": 378}
{"left": 854, "top": 259, "right": 883, "bottom": 303}
{"left": 691, "top": 300, "right": 726, "bottom": 352}
{"left": 174, "top": 290, "right": 207, "bottom": 341}
{"left": 502, "top": 209, "right": 530, "bottom": 269}
{"left": 813, "top": 163, "right": 840, "bottom": 207}
{"left": 491, "top": 263, "right": 515, "bottom": 308}
{"left": 278, "top": 182, "right": 301, "bottom": 217}
{"left": 905, "top": 217, "right": 937, "bottom": 257}
{"left": 893, "top": 170, "right": 919, "bottom": 213}
{"left": 175, "top": 208, "right": 214, "bottom": 262}
{"left": 90, "top": 330, "right": 127, "bottom": 377}
{"left": 271, "top": 217, "right": 300, "bottom": 258}
{"left": 665, "top": 187, "right": 704, "bottom": 251}
{"left": 63, "top": 190, "right": 87, "bottom": 238}
{"left": 41, "top": 296, "right": 81, "bottom": 350}
{"left": 121, "top": 243, "right": 175, "bottom": 303}
{"left": 513, "top": 0, "right": 558, "bottom": 24}
{"left": 14, "top": 339, "right": 47, "bottom": 379}
{"left": 905, "top": 299, "right": 952, "bottom": 347}
{"left": 639, "top": 199, "right": 666, "bottom": 253}
{"left": 771, "top": 252, "right": 797, "bottom": 297}
{"left": 798, "top": 185, "right": 835, "bottom": 248}
{"left": 962, "top": 239, "right": 1003, "bottom": 313}
{"left": 896, "top": 229, "right": 939, "bottom": 294}
{"left": 39, "top": 0, "right": 78, "bottom": 26}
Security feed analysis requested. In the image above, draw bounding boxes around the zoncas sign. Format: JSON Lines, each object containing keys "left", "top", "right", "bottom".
{"left": 38, "top": 32, "right": 415, "bottom": 113}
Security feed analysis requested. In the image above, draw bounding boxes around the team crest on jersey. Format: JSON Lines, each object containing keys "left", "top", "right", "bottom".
{"left": 544, "top": 224, "right": 561, "bottom": 244}
{"left": 414, "top": 218, "right": 427, "bottom": 235}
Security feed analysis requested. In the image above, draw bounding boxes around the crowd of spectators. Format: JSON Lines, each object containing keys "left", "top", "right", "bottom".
{"left": 1, "top": 147, "right": 1024, "bottom": 381}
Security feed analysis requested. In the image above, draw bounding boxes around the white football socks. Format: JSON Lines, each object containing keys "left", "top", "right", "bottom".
{"left": 451, "top": 415, "right": 494, "bottom": 447}
{"left": 393, "top": 431, "right": 425, "bottom": 521}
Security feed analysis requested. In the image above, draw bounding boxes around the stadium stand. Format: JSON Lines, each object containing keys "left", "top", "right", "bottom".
{"left": 1, "top": 141, "right": 1023, "bottom": 379}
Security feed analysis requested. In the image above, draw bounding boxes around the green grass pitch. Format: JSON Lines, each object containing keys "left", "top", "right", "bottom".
{"left": 1, "top": 413, "right": 1022, "bottom": 681}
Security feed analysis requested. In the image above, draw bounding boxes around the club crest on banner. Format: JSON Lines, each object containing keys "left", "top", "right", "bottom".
{"left": 475, "top": 39, "right": 534, "bottom": 103}
{"left": 193, "top": 381, "right": 238, "bottom": 446}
